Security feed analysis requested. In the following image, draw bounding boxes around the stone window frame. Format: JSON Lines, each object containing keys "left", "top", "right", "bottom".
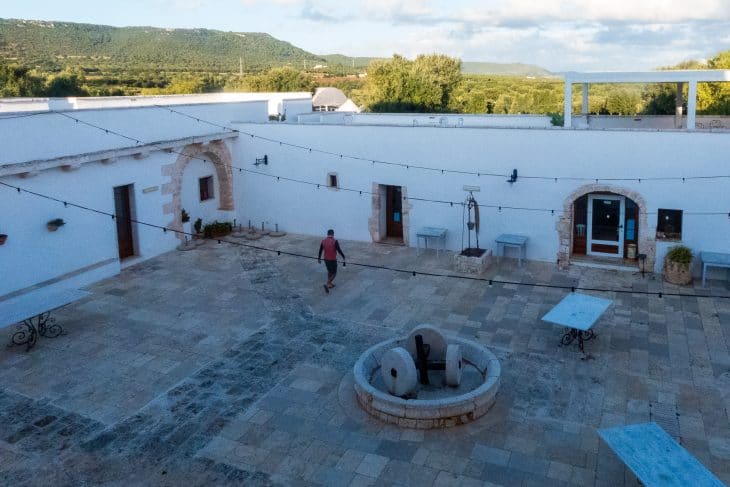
{"left": 327, "top": 172, "right": 339, "bottom": 190}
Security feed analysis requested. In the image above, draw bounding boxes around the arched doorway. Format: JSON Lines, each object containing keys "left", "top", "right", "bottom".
{"left": 556, "top": 185, "right": 655, "bottom": 270}
{"left": 161, "top": 140, "right": 235, "bottom": 242}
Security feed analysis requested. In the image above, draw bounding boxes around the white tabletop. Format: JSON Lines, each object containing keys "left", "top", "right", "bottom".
{"left": 417, "top": 227, "right": 447, "bottom": 238}
{"left": 495, "top": 234, "right": 528, "bottom": 245}
{"left": 0, "top": 288, "right": 90, "bottom": 328}
{"left": 541, "top": 293, "right": 612, "bottom": 331}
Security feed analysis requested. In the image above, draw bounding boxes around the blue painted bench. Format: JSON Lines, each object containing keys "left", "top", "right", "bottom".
{"left": 495, "top": 234, "right": 528, "bottom": 266}
{"left": 700, "top": 251, "right": 730, "bottom": 287}
{"left": 598, "top": 422, "right": 725, "bottom": 487}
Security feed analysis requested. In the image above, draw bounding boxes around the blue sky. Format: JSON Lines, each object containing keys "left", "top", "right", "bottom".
{"left": 3, "top": 0, "right": 730, "bottom": 71}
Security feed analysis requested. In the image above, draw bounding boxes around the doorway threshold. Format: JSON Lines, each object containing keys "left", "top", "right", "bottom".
{"left": 377, "top": 238, "right": 405, "bottom": 246}
{"left": 571, "top": 255, "right": 638, "bottom": 272}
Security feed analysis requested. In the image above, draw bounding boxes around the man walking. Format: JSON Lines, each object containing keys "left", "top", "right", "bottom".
{"left": 318, "top": 229, "right": 346, "bottom": 293}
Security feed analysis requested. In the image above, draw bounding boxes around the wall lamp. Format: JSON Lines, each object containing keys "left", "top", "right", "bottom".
{"left": 507, "top": 169, "right": 518, "bottom": 183}
{"left": 254, "top": 155, "right": 268, "bottom": 166}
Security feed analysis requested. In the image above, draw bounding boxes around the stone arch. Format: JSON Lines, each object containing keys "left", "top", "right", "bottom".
{"left": 556, "top": 184, "right": 654, "bottom": 270}
{"left": 161, "top": 140, "right": 234, "bottom": 242}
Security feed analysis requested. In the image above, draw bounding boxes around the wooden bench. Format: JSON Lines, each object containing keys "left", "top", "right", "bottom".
{"left": 598, "top": 422, "right": 725, "bottom": 487}
{"left": 700, "top": 251, "right": 730, "bottom": 287}
{"left": 0, "top": 286, "right": 89, "bottom": 351}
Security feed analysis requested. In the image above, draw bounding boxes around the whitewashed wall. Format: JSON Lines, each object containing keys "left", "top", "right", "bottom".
{"left": 0, "top": 101, "right": 267, "bottom": 166}
{"left": 0, "top": 96, "right": 280, "bottom": 297}
{"left": 233, "top": 123, "right": 730, "bottom": 274}
{"left": 0, "top": 151, "right": 182, "bottom": 296}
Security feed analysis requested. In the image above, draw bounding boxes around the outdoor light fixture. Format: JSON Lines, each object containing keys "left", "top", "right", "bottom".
{"left": 254, "top": 155, "right": 268, "bottom": 166}
{"left": 507, "top": 169, "right": 518, "bottom": 183}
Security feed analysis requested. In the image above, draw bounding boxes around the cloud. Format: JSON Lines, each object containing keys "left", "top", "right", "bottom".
{"left": 299, "top": 1, "right": 352, "bottom": 22}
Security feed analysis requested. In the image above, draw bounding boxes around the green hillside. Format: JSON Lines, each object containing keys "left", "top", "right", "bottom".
{"left": 461, "top": 61, "right": 553, "bottom": 77}
{"left": 0, "top": 18, "right": 326, "bottom": 72}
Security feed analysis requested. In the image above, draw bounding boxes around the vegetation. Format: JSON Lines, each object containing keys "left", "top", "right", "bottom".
{"left": 358, "top": 54, "right": 462, "bottom": 112}
{"left": 666, "top": 245, "right": 693, "bottom": 264}
{"left": 203, "top": 221, "right": 233, "bottom": 238}
{"left": 0, "top": 18, "right": 728, "bottom": 116}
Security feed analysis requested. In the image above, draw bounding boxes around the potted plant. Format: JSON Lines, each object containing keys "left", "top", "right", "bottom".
{"left": 0, "top": 234, "right": 7, "bottom": 245}
{"left": 193, "top": 218, "right": 203, "bottom": 236}
{"left": 47, "top": 218, "right": 66, "bottom": 232}
{"left": 664, "top": 245, "right": 693, "bottom": 285}
{"left": 181, "top": 209, "right": 192, "bottom": 235}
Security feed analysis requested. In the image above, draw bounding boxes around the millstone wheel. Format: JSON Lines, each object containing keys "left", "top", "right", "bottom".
{"left": 380, "top": 347, "right": 417, "bottom": 397}
{"left": 405, "top": 324, "right": 448, "bottom": 362}
{"left": 445, "top": 344, "right": 463, "bottom": 387}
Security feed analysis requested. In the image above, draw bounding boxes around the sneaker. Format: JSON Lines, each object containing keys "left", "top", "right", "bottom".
{"left": 323, "top": 284, "right": 329, "bottom": 294}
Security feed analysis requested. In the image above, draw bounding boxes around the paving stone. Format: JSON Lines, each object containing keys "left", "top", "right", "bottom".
{"left": 356, "top": 453, "right": 389, "bottom": 478}
{"left": 1, "top": 236, "right": 728, "bottom": 485}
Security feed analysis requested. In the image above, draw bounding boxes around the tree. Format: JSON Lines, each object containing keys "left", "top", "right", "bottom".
{"left": 231, "top": 66, "right": 315, "bottom": 92}
{"left": 361, "top": 54, "right": 462, "bottom": 112}
{"left": 0, "top": 63, "right": 44, "bottom": 96}
{"left": 44, "top": 70, "right": 88, "bottom": 97}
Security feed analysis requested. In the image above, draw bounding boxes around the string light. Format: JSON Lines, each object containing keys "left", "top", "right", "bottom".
{"left": 4, "top": 109, "right": 730, "bottom": 216}
{"left": 157, "top": 105, "right": 730, "bottom": 183}
{"left": 3, "top": 179, "right": 728, "bottom": 300}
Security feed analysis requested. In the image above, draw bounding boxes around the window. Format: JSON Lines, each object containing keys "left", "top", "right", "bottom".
{"left": 327, "top": 173, "right": 338, "bottom": 189}
{"left": 656, "top": 209, "right": 682, "bottom": 240}
{"left": 199, "top": 176, "right": 214, "bottom": 201}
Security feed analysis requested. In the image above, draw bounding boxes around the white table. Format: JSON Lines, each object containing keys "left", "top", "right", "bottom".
{"left": 541, "top": 292, "right": 612, "bottom": 353}
{"left": 416, "top": 227, "right": 447, "bottom": 257}
{"left": 700, "top": 251, "right": 730, "bottom": 287}
{"left": 495, "top": 234, "right": 528, "bottom": 266}
{"left": 0, "top": 287, "right": 89, "bottom": 351}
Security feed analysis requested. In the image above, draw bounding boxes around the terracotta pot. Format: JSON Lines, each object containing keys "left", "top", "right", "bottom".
{"left": 47, "top": 224, "right": 59, "bottom": 232}
{"left": 0, "top": 234, "right": 7, "bottom": 245}
{"left": 664, "top": 257, "right": 692, "bottom": 285}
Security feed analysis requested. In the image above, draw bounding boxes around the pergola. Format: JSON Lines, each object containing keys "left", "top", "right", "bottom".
{"left": 562, "top": 70, "right": 730, "bottom": 130}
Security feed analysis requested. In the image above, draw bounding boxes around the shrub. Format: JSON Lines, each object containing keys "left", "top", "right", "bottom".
{"left": 193, "top": 218, "right": 203, "bottom": 234}
{"left": 666, "top": 245, "right": 692, "bottom": 264}
{"left": 203, "top": 221, "right": 232, "bottom": 238}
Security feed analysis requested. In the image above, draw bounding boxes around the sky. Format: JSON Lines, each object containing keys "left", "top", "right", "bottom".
{"left": 3, "top": 0, "right": 730, "bottom": 72}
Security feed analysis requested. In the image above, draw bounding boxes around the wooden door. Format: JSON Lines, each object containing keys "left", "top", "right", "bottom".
{"left": 114, "top": 185, "right": 135, "bottom": 259}
{"left": 385, "top": 185, "right": 403, "bottom": 240}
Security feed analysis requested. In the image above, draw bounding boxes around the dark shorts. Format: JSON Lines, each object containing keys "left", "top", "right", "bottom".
{"left": 325, "top": 260, "right": 338, "bottom": 274}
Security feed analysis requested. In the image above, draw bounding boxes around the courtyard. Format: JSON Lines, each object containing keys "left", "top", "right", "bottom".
{"left": 1, "top": 234, "right": 729, "bottom": 486}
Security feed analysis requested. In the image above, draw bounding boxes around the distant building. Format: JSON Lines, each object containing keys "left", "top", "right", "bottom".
{"left": 312, "top": 87, "right": 348, "bottom": 112}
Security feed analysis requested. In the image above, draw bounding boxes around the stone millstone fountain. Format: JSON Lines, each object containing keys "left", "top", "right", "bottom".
{"left": 353, "top": 325, "right": 501, "bottom": 428}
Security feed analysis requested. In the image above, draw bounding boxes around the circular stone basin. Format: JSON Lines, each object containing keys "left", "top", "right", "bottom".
{"left": 353, "top": 335, "right": 501, "bottom": 429}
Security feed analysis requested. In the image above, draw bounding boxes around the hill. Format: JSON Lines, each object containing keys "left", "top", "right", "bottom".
{"left": 0, "top": 18, "right": 326, "bottom": 72}
{"left": 461, "top": 61, "right": 553, "bottom": 77}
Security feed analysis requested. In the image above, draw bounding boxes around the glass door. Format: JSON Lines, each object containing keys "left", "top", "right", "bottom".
{"left": 587, "top": 195, "right": 624, "bottom": 257}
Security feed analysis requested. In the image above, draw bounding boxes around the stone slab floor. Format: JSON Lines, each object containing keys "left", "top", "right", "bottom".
{"left": 1, "top": 234, "right": 729, "bottom": 486}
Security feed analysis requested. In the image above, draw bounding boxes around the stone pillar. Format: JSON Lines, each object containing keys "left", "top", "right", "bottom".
{"left": 687, "top": 80, "right": 697, "bottom": 130}
{"left": 581, "top": 83, "right": 589, "bottom": 115}
{"left": 675, "top": 82, "right": 684, "bottom": 128}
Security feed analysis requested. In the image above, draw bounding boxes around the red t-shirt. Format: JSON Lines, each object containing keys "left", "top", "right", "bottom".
{"left": 321, "top": 236, "right": 338, "bottom": 260}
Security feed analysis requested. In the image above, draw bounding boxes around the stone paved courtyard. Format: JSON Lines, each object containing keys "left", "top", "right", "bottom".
{"left": 1, "top": 234, "right": 729, "bottom": 486}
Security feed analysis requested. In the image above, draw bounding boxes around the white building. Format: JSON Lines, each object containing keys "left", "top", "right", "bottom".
{"left": 1, "top": 71, "right": 729, "bottom": 300}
